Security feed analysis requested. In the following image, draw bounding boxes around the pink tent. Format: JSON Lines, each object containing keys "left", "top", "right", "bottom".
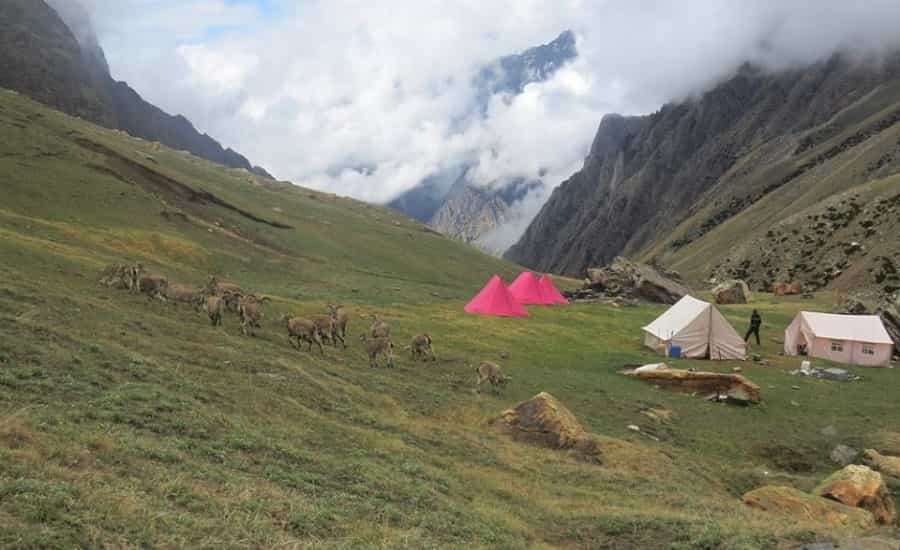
{"left": 465, "top": 275, "right": 529, "bottom": 317}
{"left": 508, "top": 272, "right": 549, "bottom": 305}
{"left": 539, "top": 275, "right": 569, "bottom": 305}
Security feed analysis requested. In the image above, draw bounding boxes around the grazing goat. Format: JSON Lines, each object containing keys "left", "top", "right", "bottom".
{"left": 128, "top": 264, "right": 144, "bottom": 294}
{"left": 221, "top": 291, "right": 242, "bottom": 314}
{"left": 406, "top": 333, "right": 436, "bottom": 362}
{"left": 311, "top": 315, "right": 337, "bottom": 347}
{"left": 138, "top": 274, "right": 168, "bottom": 301}
{"left": 475, "top": 361, "right": 511, "bottom": 394}
{"left": 207, "top": 275, "right": 242, "bottom": 297}
{"left": 327, "top": 305, "right": 348, "bottom": 349}
{"left": 369, "top": 315, "right": 391, "bottom": 339}
{"left": 280, "top": 315, "right": 324, "bottom": 354}
{"left": 163, "top": 283, "right": 206, "bottom": 309}
{"left": 359, "top": 334, "right": 394, "bottom": 368}
{"left": 206, "top": 295, "right": 224, "bottom": 326}
{"left": 238, "top": 295, "right": 267, "bottom": 336}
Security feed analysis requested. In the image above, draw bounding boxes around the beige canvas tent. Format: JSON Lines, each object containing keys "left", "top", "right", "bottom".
{"left": 643, "top": 295, "right": 746, "bottom": 360}
{"left": 784, "top": 312, "right": 893, "bottom": 367}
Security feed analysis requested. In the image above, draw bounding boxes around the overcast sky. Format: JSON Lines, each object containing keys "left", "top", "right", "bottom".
{"left": 77, "top": 0, "right": 900, "bottom": 211}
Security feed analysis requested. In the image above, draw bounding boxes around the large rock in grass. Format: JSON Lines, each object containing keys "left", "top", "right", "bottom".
{"left": 742, "top": 486, "right": 875, "bottom": 528}
{"left": 773, "top": 282, "right": 803, "bottom": 296}
{"left": 586, "top": 257, "right": 691, "bottom": 304}
{"left": 713, "top": 279, "right": 750, "bottom": 305}
{"left": 495, "top": 392, "right": 598, "bottom": 454}
{"left": 862, "top": 449, "right": 900, "bottom": 479}
{"left": 815, "top": 465, "right": 896, "bottom": 525}
{"left": 625, "top": 368, "right": 761, "bottom": 404}
{"left": 877, "top": 291, "right": 900, "bottom": 358}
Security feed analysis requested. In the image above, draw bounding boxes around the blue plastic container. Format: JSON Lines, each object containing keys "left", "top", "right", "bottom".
{"left": 668, "top": 345, "right": 682, "bottom": 359}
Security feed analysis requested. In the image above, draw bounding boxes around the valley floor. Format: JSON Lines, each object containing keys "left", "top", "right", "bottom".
{"left": 1, "top": 90, "right": 899, "bottom": 548}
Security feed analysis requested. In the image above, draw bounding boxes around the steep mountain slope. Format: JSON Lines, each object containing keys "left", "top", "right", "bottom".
{"left": 507, "top": 54, "right": 900, "bottom": 296}
{"left": 0, "top": 0, "right": 108, "bottom": 124}
{"left": 0, "top": 0, "right": 270, "bottom": 177}
{"left": 388, "top": 30, "right": 576, "bottom": 243}
{"left": 3, "top": 89, "right": 900, "bottom": 548}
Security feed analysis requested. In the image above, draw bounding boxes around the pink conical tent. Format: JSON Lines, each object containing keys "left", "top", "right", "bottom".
{"left": 539, "top": 275, "right": 569, "bottom": 305}
{"left": 465, "top": 275, "right": 529, "bottom": 317}
{"left": 508, "top": 271, "right": 549, "bottom": 305}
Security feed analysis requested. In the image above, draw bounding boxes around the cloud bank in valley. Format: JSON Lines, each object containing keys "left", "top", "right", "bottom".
{"left": 76, "top": 0, "right": 900, "bottom": 246}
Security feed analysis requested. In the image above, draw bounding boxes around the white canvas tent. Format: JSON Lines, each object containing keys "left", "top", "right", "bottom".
{"left": 784, "top": 312, "right": 893, "bottom": 367}
{"left": 643, "top": 295, "right": 746, "bottom": 360}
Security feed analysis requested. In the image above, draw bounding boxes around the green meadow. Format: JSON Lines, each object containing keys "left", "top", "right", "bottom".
{"left": 1, "top": 89, "right": 898, "bottom": 548}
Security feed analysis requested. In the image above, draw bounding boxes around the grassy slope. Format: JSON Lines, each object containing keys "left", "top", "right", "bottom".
{"left": 642, "top": 82, "right": 900, "bottom": 289}
{"left": 1, "top": 89, "right": 899, "bottom": 548}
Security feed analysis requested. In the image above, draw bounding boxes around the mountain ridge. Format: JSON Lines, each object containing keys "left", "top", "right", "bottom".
{"left": 0, "top": 0, "right": 271, "bottom": 178}
{"left": 506, "top": 53, "right": 900, "bottom": 297}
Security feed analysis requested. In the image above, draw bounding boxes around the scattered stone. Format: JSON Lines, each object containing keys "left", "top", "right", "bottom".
{"left": 732, "top": 366, "right": 742, "bottom": 373}
{"left": 862, "top": 449, "right": 900, "bottom": 478}
{"left": 640, "top": 408, "right": 675, "bottom": 424}
{"left": 791, "top": 401, "right": 800, "bottom": 407}
{"left": 627, "top": 424, "right": 641, "bottom": 432}
{"left": 494, "top": 392, "right": 599, "bottom": 456}
{"left": 821, "top": 425, "right": 839, "bottom": 437}
{"left": 742, "top": 486, "right": 874, "bottom": 528}
{"left": 815, "top": 465, "right": 896, "bottom": 524}
{"left": 713, "top": 279, "right": 750, "bottom": 304}
{"left": 830, "top": 445, "right": 860, "bottom": 467}
{"left": 792, "top": 385, "right": 801, "bottom": 390}
{"left": 624, "top": 367, "right": 761, "bottom": 404}
{"left": 751, "top": 353, "right": 762, "bottom": 362}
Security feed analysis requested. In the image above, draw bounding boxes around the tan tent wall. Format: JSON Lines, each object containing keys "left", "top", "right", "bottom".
{"left": 708, "top": 306, "right": 747, "bottom": 360}
{"left": 643, "top": 297, "right": 746, "bottom": 360}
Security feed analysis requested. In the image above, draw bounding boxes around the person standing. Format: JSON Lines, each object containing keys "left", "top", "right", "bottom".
{"left": 745, "top": 309, "right": 762, "bottom": 345}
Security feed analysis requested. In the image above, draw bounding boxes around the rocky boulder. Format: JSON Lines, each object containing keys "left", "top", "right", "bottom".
{"left": 862, "top": 449, "right": 900, "bottom": 479}
{"left": 877, "top": 292, "right": 900, "bottom": 358}
{"left": 835, "top": 296, "right": 870, "bottom": 315}
{"left": 774, "top": 282, "right": 803, "bottom": 296}
{"left": 742, "top": 486, "right": 874, "bottom": 528}
{"left": 831, "top": 445, "right": 860, "bottom": 467}
{"left": 713, "top": 279, "right": 750, "bottom": 304}
{"left": 495, "top": 392, "right": 598, "bottom": 455}
{"left": 583, "top": 257, "right": 692, "bottom": 304}
{"left": 815, "top": 465, "right": 896, "bottom": 525}
{"left": 624, "top": 368, "right": 761, "bottom": 404}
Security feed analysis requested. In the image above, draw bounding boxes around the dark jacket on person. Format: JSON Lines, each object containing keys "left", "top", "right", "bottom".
{"left": 750, "top": 310, "right": 762, "bottom": 328}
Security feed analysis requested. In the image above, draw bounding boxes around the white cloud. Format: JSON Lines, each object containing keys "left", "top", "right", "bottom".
{"left": 74, "top": 0, "right": 900, "bottom": 235}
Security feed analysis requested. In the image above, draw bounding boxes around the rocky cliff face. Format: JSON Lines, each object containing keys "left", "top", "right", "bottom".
{"left": 429, "top": 182, "right": 511, "bottom": 250}
{"left": 0, "top": 0, "right": 108, "bottom": 124}
{"left": 0, "top": 0, "right": 271, "bottom": 178}
{"left": 507, "top": 54, "right": 900, "bottom": 297}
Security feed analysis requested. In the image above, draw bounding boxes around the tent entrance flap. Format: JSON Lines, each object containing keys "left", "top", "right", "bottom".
{"left": 643, "top": 296, "right": 746, "bottom": 360}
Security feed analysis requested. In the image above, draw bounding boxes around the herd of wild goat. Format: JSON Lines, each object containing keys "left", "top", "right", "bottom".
{"left": 98, "top": 263, "right": 511, "bottom": 391}
{"left": 97, "top": 263, "right": 445, "bottom": 371}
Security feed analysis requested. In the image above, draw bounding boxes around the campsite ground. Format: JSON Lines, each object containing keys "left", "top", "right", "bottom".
{"left": 1, "top": 90, "right": 899, "bottom": 548}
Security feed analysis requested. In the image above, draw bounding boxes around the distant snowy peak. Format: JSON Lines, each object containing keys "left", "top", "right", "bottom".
{"left": 476, "top": 30, "right": 577, "bottom": 100}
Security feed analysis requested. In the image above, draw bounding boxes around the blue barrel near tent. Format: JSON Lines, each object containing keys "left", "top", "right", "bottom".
{"left": 669, "top": 345, "right": 682, "bottom": 359}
